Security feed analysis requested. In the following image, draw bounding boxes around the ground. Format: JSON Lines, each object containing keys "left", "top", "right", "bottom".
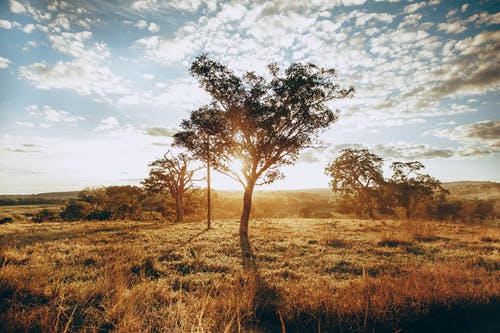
{"left": 0, "top": 215, "right": 499, "bottom": 332}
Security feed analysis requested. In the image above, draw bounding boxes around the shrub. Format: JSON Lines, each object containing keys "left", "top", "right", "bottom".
{"left": 60, "top": 200, "right": 92, "bottom": 221}
{"left": 32, "top": 209, "right": 58, "bottom": 223}
{"left": 86, "top": 210, "right": 112, "bottom": 221}
{"left": 0, "top": 217, "right": 13, "bottom": 224}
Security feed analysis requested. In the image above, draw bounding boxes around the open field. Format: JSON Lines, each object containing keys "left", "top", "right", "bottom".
{"left": 1, "top": 217, "right": 499, "bottom": 332}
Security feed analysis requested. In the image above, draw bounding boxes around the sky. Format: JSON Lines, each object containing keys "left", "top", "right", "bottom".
{"left": 0, "top": 0, "right": 499, "bottom": 194}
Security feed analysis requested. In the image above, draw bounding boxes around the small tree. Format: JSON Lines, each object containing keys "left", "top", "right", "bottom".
{"left": 142, "top": 151, "right": 201, "bottom": 222}
{"left": 325, "top": 148, "right": 384, "bottom": 219}
{"left": 389, "top": 161, "right": 446, "bottom": 220}
{"left": 173, "top": 107, "right": 230, "bottom": 228}
{"left": 175, "top": 55, "right": 354, "bottom": 239}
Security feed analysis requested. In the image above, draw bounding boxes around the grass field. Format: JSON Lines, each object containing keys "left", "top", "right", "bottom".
{"left": 1, "top": 216, "right": 499, "bottom": 332}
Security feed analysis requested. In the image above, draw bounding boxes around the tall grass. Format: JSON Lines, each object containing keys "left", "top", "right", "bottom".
{"left": 0, "top": 218, "right": 499, "bottom": 332}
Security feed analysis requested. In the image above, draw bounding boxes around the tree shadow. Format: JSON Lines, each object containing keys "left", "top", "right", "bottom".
{"left": 239, "top": 235, "right": 284, "bottom": 332}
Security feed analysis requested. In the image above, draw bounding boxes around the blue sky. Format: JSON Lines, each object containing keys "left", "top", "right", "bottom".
{"left": 0, "top": 0, "right": 499, "bottom": 194}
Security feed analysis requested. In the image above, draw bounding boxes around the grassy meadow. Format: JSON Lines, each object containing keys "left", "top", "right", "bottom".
{"left": 1, "top": 212, "right": 499, "bottom": 332}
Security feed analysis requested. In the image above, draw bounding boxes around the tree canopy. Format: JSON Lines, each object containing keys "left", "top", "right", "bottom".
{"left": 142, "top": 151, "right": 201, "bottom": 222}
{"left": 389, "top": 161, "right": 446, "bottom": 219}
{"left": 325, "top": 148, "right": 384, "bottom": 218}
{"left": 174, "top": 55, "right": 354, "bottom": 238}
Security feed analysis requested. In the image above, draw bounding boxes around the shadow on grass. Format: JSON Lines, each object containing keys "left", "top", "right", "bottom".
{"left": 239, "top": 235, "right": 284, "bottom": 332}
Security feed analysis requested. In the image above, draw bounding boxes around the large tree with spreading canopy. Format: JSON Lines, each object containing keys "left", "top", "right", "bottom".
{"left": 325, "top": 148, "right": 384, "bottom": 219}
{"left": 174, "top": 55, "right": 354, "bottom": 238}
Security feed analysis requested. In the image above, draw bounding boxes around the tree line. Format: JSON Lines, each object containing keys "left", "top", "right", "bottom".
{"left": 324, "top": 148, "right": 494, "bottom": 221}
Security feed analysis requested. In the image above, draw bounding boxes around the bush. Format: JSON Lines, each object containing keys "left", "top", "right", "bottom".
{"left": 0, "top": 217, "right": 13, "bottom": 224}
{"left": 32, "top": 209, "right": 58, "bottom": 223}
{"left": 60, "top": 200, "right": 92, "bottom": 222}
{"left": 86, "top": 210, "right": 112, "bottom": 221}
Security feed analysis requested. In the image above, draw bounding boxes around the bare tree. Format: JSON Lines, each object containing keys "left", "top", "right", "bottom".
{"left": 174, "top": 55, "right": 354, "bottom": 239}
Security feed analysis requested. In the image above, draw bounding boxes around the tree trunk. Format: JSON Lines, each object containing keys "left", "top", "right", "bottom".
{"left": 240, "top": 178, "right": 256, "bottom": 238}
{"left": 176, "top": 192, "right": 184, "bottom": 222}
{"left": 207, "top": 159, "right": 211, "bottom": 229}
{"left": 405, "top": 204, "right": 411, "bottom": 220}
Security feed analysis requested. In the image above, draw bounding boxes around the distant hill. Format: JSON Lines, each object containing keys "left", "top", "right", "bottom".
{"left": 442, "top": 181, "right": 500, "bottom": 201}
{"left": 0, "top": 191, "right": 80, "bottom": 206}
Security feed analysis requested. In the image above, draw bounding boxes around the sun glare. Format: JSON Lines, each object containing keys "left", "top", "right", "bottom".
{"left": 229, "top": 158, "right": 244, "bottom": 174}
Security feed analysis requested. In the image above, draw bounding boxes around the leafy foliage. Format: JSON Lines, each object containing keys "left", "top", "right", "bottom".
{"left": 325, "top": 148, "right": 384, "bottom": 218}
{"left": 175, "top": 55, "right": 354, "bottom": 236}
{"left": 142, "top": 152, "right": 202, "bottom": 222}
{"left": 389, "top": 161, "right": 447, "bottom": 219}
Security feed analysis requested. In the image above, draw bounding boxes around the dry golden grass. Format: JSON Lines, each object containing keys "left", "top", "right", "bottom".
{"left": 0, "top": 218, "right": 499, "bottom": 332}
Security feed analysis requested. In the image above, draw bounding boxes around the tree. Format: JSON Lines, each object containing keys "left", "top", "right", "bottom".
{"left": 325, "top": 148, "right": 384, "bottom": 219}
{"left": 173, "top": 107, "right": 230, "bottom": 228}
{"left": 174, "top": 55, "right": 354, "bottom": 238}
{"left": 142, "top": 151, "right": 201, "bottom": 222}
{"left": 104, "top": 185, "right": 144, "bottom": 220}
{"left": 389, "top": 161, "right": 446, "bottom": 219}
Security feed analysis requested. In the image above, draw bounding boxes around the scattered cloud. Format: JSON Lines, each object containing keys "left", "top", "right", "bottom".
{"left": 95, "top": 117, "right": 120, "bottom": 131}
{"left": 298, "top": 149, "right": 321, "bottom": 163}
{"left": 0, "top": 57, "right": 12, "bottom": 69}
{"left": 432, "top": 121, "right": 500, "bottom": 148}
{"left": 22, "top": 23, "right": 37, "bottom": 33}
{"left": 26, "top": 105, "right": 84, "bottom": 124}
{"left": 117, "top": 78, "right": 209, "bottom": 109}
{"left": 148, "top": 22, "right": 160, "bottom": 32}
{"left": 403, "top": 2, "right": 427, "bottom": 14}
{"left": 9, "top": 0, "right": 26, "bottom": 14}
{"left": 372, "top": 143, "right": 455, "bottom": 160}
{"left": 19, "top": 59, "right": 130, "bottom": 98}
{"left": 0, "top": 19, "right": 13, "bottom": 29}
{"left": 144, "top": 127, "right": 176, "bottom": 137}
{"left": 438, "top": 21, "right": 466, "bottom": 34}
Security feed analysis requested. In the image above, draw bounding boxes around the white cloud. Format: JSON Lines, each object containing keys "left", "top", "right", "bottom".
{"left": 148, "top": 22, "right": 160, "bottom": 32}
{"left": 27, "top": 105, "right": 84, "bottom": 123}
{"left": 432, "top": 121, "right": 500, "bottom": 148}
{"left": 9, "top": 0, "right": 26, "bottom": 13}
{"left": 461, "top": 4, "right": 469, "bottom": 13}
{"left": 142, "top": 73, "right": 155, "bottom": 80}
{"left": 131, "top": 0, "right": 161, "bottom": 11}
{"left": 403, "top": 2, "right": 426, "bottom": 14}
{"left": 48, "top": 31, "right": 94, "bottom": 58}
{"left": 95, "top": 117, "right": 120, "bottom": 131}
{"left": 0, "top": 57, "right": 12, "bottom": 69}
{"left": 135, "top": 35, "right": 197, "bottom": 65}
{"left": 446, "top": 8, "right": 458, "bottom": 18}
{"left": 438, "top": 22, "right": 466, "bottom": 34}
{"left": 23, "top": 23, "right": 37, "bottom": 33}
{"left": 355, "top": 12, "right": 393, "bottom": 26}
{"left": 19, "top": 59, "right": 130, "bottom": 98}
{"left": 117, "top": 78, "right": 209, "bottom": 109}
{"left": 0, "top": 19, "right": 13, "bottom": 29}
{"left": 134, "top": 19, "right": 148, "bottom": 29}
